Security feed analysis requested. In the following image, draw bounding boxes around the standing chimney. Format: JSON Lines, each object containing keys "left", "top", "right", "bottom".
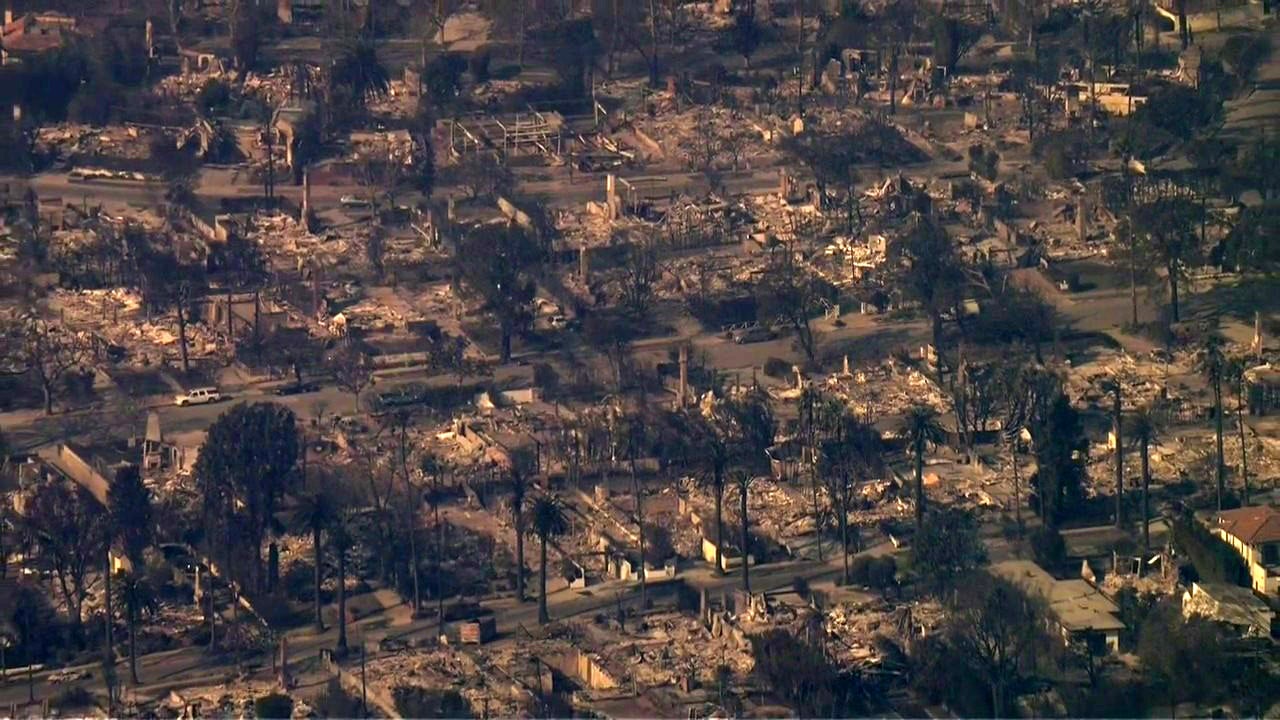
{"left": 1256, "top": 310, "right": 1264, "bottom": 362}
{"left": 300, "top": 166, "right": 312, "bottom": 230}
{"left": 678, "top": 344, "right": 689, "bottom": 408}
{"left": 1076, "top": 196, "right": 1088, "bottom": 243}
{"left": 579, "top": 245, "right": 589, "bottom": 282}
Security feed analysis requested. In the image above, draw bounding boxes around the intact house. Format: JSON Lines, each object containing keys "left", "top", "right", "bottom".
{"left": 990, "top": 560, "right": 1125, "bottom": 655}
{"left": 1211, "top": 505, "right": 1280, "bottom": 596}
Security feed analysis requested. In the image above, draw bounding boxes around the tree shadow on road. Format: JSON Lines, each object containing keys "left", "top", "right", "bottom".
{"left": 1185, "top": 276, "right": 1280, "bottom": 324}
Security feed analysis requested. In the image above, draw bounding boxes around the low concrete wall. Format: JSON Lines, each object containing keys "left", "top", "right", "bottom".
{"left": 1153, "top": 1, "right": 1265, "bottom": 32}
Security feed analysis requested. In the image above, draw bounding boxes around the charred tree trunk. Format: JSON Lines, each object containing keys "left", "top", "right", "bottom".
{"left": 739, "top": 476, "right": 750, "bottom": 593}
{"left": 312, "top": 525, "right": 324, "bottom": 631}
{"left": 1238, "top": 376, "right": 1250, "bottom": 506}
{"left": 914, "top": 439, "right": 925, "bottom": 529}
{"left": 538, "top": 532, "right": 550, "bottom": 624}
{"left": 1213, "top": 376, "right": 1225, "bottom": 510}
{"left": 408, "top": 504, "right": 421, "bottom": 616}
{"left": 128, "top": 600, "right": 139, "bottom": 685}
{"left": 176, "top": 300, "right": 191, "bottom": 374}
{"left": 335, "top": 546, "right": 348, "bottom": 655}
{"left": 714, "top": 468, "right": 725, "bottom": 575}
{"left": 514, "top": 504, "right": 526, "bottom": 602}
{"left": 1113, "top": 384, "right": 1124, "bottom": 527}
{"left": 632, "top": 459, "right": 647, "bottom": 609}
{"left": 1141, "top": 439, "right": 1151, "bottom": 552}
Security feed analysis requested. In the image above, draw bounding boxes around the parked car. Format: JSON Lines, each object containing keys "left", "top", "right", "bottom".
{"left": 273, "top": 381, "right": 321, "bottom": 396}
{"left": 49, "top": 669, "right": 91, "bottom": 684}
{"left": 732, "top": 327, "right": 775, "bottom": 344}
{"left": 339, "top": 195, "right": 371, "bottom": 208}
{"left": 174, "top": 387, "right": 221, "bottom": 406}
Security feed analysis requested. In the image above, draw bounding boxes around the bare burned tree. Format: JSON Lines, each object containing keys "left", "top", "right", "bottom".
{"left": 14, "top": 318, "right": 89, "bottom": 415}
{"left": 328, "top": 340, "right": 374, "bottom": 413}
{"left": 948, "top": 574, "right": 1051, "bottom": 717}
{"left": 756, "top": 246, "right": 827, "bottom": 360}
{"left": 618, "top": 232, "right": 661, "bottom": 321}
{"left": 947, "top": 355, "right": 999, "bottom": 464}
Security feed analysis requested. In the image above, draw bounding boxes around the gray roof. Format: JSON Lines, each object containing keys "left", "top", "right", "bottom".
{"left": 990, "top": 560, "right": 1125, "bottom": 634}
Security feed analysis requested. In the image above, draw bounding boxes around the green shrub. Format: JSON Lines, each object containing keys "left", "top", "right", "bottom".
{"left": 867, "top": 555, "right": 897, "bottom": 590}
{"left": 1029, "top": 526, "right": 1066, "bottom": 568}
{"left": 469, "top": 48, "right": 491, "bottom": 83}
{"left": 1172, "top": 515, "right": 1249, "bottom": 586}
{"left": 849, "top": 554, "right": 872, "bottom": 585}
{"left": 763, "top": 357, "right": 791, "bottom": 378}
{"left": 254, "top": 693, "right": 293, "bottom": 719}
{"left": 392, "top": 686, "right": 472, "bottom": 719}
{"left": 311, "top": 679, "right": 362, "bottom": 719}
{"left": 197, "top": 78, "right": 232, "bottom": 115}
{"left": 51, "top": 686, "right": 95, "bottom": 711}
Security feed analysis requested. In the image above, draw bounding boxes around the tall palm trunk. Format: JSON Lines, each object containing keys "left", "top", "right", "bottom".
{"left": 739, "top": 476, "right": 750, "bottom": 593}
{"left": 1130, "top": 250, "right": 1139, "bottom": 326}
{"left": 312, "top": 524, "right": 324, "bottom": 631}
{"left": 128, "top": 599, "right": 139, "bottom": 685}
{"left": 713, "top": 468, "right": 725, "bottom": 575}
{"left": 538, "top": 532, "right": 550, "bottom": 624}
{"left": 914, "top": 440, "right": 925, "bottom": 529}
{"left": 647, "top": 0, "right": 660, "bottom": 86}
{"left": 811, "top": 464, "right": 824, "bottom": 562}
{"left": 177, "top": 302, "right": 190, "bottom": 373}
{"left": 1140, "top": 438, "right": 1151, "bottom": 552}
{"left": 632, "top": 459, "right": 647, "bottom": 609}
{"left": 514, "top": 505, "right": 526, "bottom": 602}
{"left": 1238, "top": 376, "right": 1250, "bottom": 506}
{"left": 436, "top": 501, "right": 445, "bottom": 637}
{"left": 839, "top": 476, "right": 850, "bottom": 585}
{"left": 103, "top": 554, "right": 114, "bottom": 666}
{"left": 1113, "top": 384, "right": 1124, "bottom": 527}
{"left": 336, "top": 548, "right": 348, "bottom": 655}
{"left": 1213, "top": 376, "right": 1225, "bottom": 510}
{"left": 888, "top": 47, "right": 900, "bottom": 115}
{"left": 408, "top": 504, "right": 421, "bottom": 615}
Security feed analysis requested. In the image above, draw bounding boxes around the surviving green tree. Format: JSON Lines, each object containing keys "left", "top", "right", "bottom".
{"left": 1031, "top": 393, "right": 1087, "bottom": 526}
{"left": 455, "top": 222, "right": 545, "bottom": 363}
{"left": 193, "top": 403, "right": 300, "bottom": 594}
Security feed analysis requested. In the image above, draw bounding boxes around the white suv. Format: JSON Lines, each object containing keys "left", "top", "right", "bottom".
{"left": 174, "top": 387, "right": 222, "bottom": 406}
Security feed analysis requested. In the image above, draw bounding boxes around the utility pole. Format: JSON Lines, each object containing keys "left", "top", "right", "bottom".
{"left": 1112, "top": 381, "right": 1124, "bottom": 528}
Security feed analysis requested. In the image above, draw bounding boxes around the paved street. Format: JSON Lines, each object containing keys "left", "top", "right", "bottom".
{"left": 0, "top": 539, "right": 893, "bottom": 710}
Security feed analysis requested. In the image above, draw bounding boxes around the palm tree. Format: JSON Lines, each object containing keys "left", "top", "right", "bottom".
{"left": 529, "top": 495, "right": 568, "bottom": 625}
{"left": 1109, "top": 380, "right": 1125, "bottom": 528}
{"left": 329, "top": 38, "right": 390, "bottom": 105}
{"left": 509, "top": 466, "right": 530, "bottom": 603}
{"left": 900, "top": 404, "right": 945, "bottom": 530}
{"left": 330, "top": 518, "right": 353, "bottom": 656}
{"left": 114, "top": 571, "right": 157, "bottom": 685}
{"left": 824, "top": 417, "right": 883, "bottom": 585}
{"left": 694, "top": 414, "right": 731, "bottom": 576}
{"left": 715, "top": 664, "right": 733, "bottom": 713}
{"left": 729, "top": 389, "right": 776, "bottom": 593}
{"left": 1197, "top": 332, "right": 1228, "bottom": 510}
{"left": 420, "top": 455, "right": 449, "bottom": 637}
{"left": 1133, "top": 198, "right": 1203, "bottom": 323}
{"left": 1226, "top": 358, "right": 1252, "bottom": 506}
{"left": 1129, "top": 407, "right": 1158, "bottom": 552}
{"left": 290, "top": 492, "right": 335, "bottom": 632}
